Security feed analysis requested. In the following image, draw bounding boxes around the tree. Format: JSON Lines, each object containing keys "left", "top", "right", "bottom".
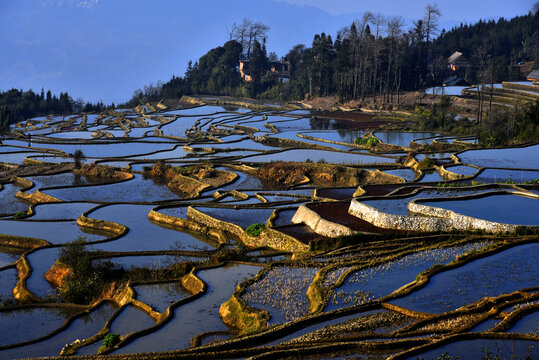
{"left": 229, "top": 18, "right": 269, "bottom": 59}
{"left": 385, "top": 16, "right": 405, "bottom": 102}
{"left": 73, "top": 149, "right": 86, "bottom": 169}
{"left": 311, "top": 33, "right": 335, "bottom": 97}
{"left": 424, "top": 4, "right": 441, "bottom": 87}
{"left": 248, "top": 40, "right": 269, "bottom": 95}
{"left": 0, "top": 106, "right": 13, "bottom": 132}
{"left": 411, "top": 20, "right": 427, "bottom": 92}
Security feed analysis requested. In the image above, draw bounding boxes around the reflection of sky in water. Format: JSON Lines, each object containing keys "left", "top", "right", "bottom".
{"left": 116, "top": 264, "right": 261, "bottom": 353}
{"left": 44, "top": 174, "right": 180, "bottom": 202}
{"left": 90, "top": 204, "right": 214, "bottom": 252}
{"left": 473, "top": 168, "right": 539, "bottom": 183}
{"left": 300, "top": 129, "right": 368, "bottom": 144}
{"left": 244, "top": 149, "right": 395, "bottom": 164}
{"left": 444, "top": 165, "right": 478, "bottom": 176}
{"left": 361, "top": 188, "right": 487, "bottom": 215}
{"left": 374, "top": 132, "right": 439, "bottom": 147}
{"left": 419, "top": 194, "right": 539, "bottom": 225}
{"left": 3, "top": 140, "right": 174, "bottom": 158}
{"left": 133, "top": 282, "right": 190, "bottom": 313}
{"left": 194, "top": 207, "right": 274, "bottom": 228}
{"left": 391, "top": 244, "right": 538, "bottom": 313}
{"left": 424, "top": 86, "right": 468, "bottom": 95}
{"left": 414, "top": 339, "right": 538, "bottom": 360}
{"left": 327, "top": 242, "right": 488, "bottom": 311}
{"left": 0, "top": 306, "right": 81, "bottom": 348}
{"left": 382, "top": 168, "right": 417, "bottom": 181}
{"left": 458, "top": 145, "right": 539, "bottom": 169}
{"left": 0, "top": 302, "right": 118, "bottom": 360}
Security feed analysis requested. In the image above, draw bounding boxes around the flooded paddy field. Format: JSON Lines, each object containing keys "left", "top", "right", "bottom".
{"left": 0, "top": 101, "right": 537, "bottom": 359}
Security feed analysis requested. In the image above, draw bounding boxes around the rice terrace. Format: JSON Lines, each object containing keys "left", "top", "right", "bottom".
{"left": 0, "top": 1, "right": 538, "bottom": 359}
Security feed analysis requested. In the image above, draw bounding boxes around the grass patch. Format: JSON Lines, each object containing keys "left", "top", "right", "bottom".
{"left": 13, "top": 210, "right": 27, "bottom": 219}
{"left": 354, "top": 135, "right": 380, "bottom": 147}
{"left": 245, "top": 223, "right": 265, "bottom": 237}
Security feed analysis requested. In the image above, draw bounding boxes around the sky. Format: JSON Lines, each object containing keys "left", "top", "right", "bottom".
{"left": 0, "top": 0, "right": 535, "bottom": 104}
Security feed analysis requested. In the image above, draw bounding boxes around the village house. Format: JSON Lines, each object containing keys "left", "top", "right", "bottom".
{"left": 527, "top": 70, "right": 539, "bottom": 82}
{"left": 239, "top": 58, "right": 291, "bottom": 83}
{"left": 447, "top": 51, "right": 472, "bottom": 73}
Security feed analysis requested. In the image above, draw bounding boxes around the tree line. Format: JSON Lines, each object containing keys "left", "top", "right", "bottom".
{"left": 128, "top": 5, "right": 538, "bottom": 105}
{"left": 0, "top": 88, "right": 106, "bottom": 132}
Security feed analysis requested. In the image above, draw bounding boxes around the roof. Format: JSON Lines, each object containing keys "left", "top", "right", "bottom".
{"left": 443, "top": 76, "right": 467, "bottom": 86}
{"left": 527, "top": 70, "right": 539, "bottom": 81}
{"left": 448, "top": 51, "right": 463, "bottom": 64}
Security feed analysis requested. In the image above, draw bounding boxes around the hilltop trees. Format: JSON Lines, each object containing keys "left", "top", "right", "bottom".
{"left": 228, "top": 18, "right": 269, "bottom": 59}
{"left": 0, "top": 88, "right": 105, "bottom": 129}
{"left": 127, "top": 5, "right": 538, "bottom": 105}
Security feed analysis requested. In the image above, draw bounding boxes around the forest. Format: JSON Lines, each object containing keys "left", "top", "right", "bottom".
{"left": 0, "top": 88, "right": 105, "bottom": 131}
{"left": 128, "top": 5, "right": 538, "bottom": 104}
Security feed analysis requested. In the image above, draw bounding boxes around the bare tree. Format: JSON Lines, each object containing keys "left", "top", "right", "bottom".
{"left": 424, "top": 4, "right": 441, "bottom": 45}
{"left": 385, "top": 16, "right": 405, "bottom": 103}
{"left": 229, "top": 18, "right": 269, "bottom": 59}
{"left": 371, "top": 13, "right": 386, "bottom": 103}
{"left": 473, "top": 40, "right": 489, "bottom": 125}
{"left": 348, "top": 12, "right": 373, "bottom": 100}
{"left": 424, "top": 4, "right": 441, "bottom": 87}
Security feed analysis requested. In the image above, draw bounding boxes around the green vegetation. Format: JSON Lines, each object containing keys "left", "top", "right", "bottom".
{"left": 57, "top": 238, "right": 121, "bottom": 304}
{"left": 437, "top": 182, "right": 467, "bottom": 188}
{"left": 73, "top": 150, "right": 86, "bottom": 170}
{"left": 0, "top": 88, "right": 105, "bottom": 131}
{"left": 245, "top": 223, "right": 265, "bottom": 237}
{"left": 354, "top": 136, "right": 379, "bottom": 147}
{"left": 418, "top": 156, "right": 435, "bottom": 169}
{"left": 126, "top": 7, "right": 538, "bottom": 106}
{"left": 98, "top": 332, "right": 120, "bottom": 353}
{"left": 13, "top": 210, "right": 27, "bottom": 219}
{"left": 412, "top": 95, "right": 539, "bottom": 146}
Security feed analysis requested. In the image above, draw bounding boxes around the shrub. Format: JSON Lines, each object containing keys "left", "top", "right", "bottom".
{"left": 13, "top": 210, "right": 27, "bottom": 219}
{"left": 103, "top": 333, "right": 120, "bottom": 347}
{"left": 57, "top": 237, "right": 121, "bottom": 304}
{"left": 418, "top": 156, "right": 435, "bottom": 169}
{"left": 73, "top": 149, "right": 86, "bottom": 169}
{"left": 245, "top": 223, "right": 265, "bottom": 237}
{"left": 354, "top": 136, "right": 379, "bottom": 147}
{"left": 98, "top": 332, "right": 120, "bottom": 353}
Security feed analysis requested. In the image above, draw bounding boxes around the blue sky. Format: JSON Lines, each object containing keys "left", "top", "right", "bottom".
{"left": 0, "top": 0, "right": 534, "bottom": 104}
